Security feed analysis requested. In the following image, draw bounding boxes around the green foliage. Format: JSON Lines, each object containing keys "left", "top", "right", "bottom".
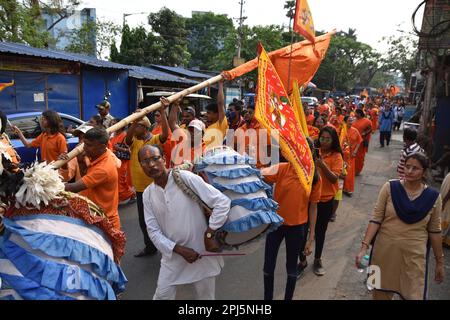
{"left": 148, "top": 7, "right": 190, "bottom": 66}
{"left": 110, "top": 24, "right": 165, "bottom": 65}
{"left": 381, "top": 34, "right": 418, "bottom": 88}
{"left": 314, "top": 30, "right": 385, "bottom": 91}
{"left": 64, "top": 19, "right": 120, "bottom": 59}
{"left": 186, "top": 12, "right": 234, "bottom": 70}
{"left": 0, "top": 0, "right": 53, "bottom": 47}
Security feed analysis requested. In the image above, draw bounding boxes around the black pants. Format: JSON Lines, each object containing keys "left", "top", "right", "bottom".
{"left": 379, "top": 131, "right": 391, "bottom": 147}
{"left": 136, "top": 192, "right": 156, "bottom": 251}
{"left": 314, "top": 199, "right": 334, "bottom": 260}
{"left": 263, "top": 224, "right": 307, "bottom": 300}
{"left": 393, "top": 117, "right": 402, "bottom": 130}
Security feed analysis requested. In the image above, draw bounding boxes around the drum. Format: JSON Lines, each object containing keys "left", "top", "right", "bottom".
{"left": 195, "top": 146, "right": 283, "bottom": 249}
{"left": 0, "top": 192, "right": 127, "bottom": 300}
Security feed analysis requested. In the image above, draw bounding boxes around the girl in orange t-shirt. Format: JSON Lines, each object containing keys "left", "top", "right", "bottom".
{"left": 13, "top": 110, "right": 67, "bottom": 163}
{"left": 261, "top": 138, "right": 322, "bottom": 300}
{"left": 313, "top": 126, "right": 343, "bottom": 276}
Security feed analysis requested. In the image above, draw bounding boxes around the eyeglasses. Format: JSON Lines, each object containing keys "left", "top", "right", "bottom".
{"left": 140, "top": 155, "right": 162, "bottom": 166}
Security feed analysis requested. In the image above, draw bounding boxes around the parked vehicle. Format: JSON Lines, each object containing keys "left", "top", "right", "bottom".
{"left": 301, "top": 96, "right": 319, "bottom": 106}
{"left": 5, "top": 112, "right": 84, "bottom": 166}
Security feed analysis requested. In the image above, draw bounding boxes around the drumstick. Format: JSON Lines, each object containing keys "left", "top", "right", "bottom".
{"left": 200, "top": 252, "right": 246, "bottom": 257}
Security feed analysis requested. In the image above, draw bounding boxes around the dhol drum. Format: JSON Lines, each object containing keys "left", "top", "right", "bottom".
{"left": 0, "top": 161, "right": 127, "bottom": 300}
{"left": 194, "top": 146, "right": 283, "bottom": 249}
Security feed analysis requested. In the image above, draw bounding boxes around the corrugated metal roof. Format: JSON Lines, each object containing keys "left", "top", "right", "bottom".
{"left": 0, "top": 41, "right": 129, "bottom": 70}
{"left": 151, "top": 65, "right": 210, "bottom": 79}
{"left": 130, "top": 66, "right": 198, "bottom": 84}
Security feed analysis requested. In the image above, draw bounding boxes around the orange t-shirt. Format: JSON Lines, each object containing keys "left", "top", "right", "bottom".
{"left": 318, "top": 151, "right": 343, "bottom": 202}
{"left": 30, "top": 132, "right": 67, "bottom": 163}
{"left": 80, "top": 150, "right": 120, "bottom": 230}
{"left": 263, "top": 163, "right": 322, "bottom": 226}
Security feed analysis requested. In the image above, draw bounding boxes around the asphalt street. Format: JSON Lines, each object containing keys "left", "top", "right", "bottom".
{"left": 118, "top": 130, "right": 450, "bottom": 300}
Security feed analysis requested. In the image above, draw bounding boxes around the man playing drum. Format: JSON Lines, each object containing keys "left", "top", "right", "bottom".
{"left": 139, "top": 144, "right": 230, "bottom": 300}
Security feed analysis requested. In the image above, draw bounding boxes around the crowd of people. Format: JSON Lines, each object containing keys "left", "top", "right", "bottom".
{"left": 0, "top": 78, "right": 448, "bottom": 300}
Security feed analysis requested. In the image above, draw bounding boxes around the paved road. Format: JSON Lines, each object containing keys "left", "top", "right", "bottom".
{"left": 118, "top": 130, "right": 450, "bottom": 300}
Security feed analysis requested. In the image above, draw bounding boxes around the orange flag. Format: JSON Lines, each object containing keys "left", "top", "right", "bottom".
{"left": 0, "top": 80, "right": 14, "bottom": 92}
{"left": 290, "top": 80, "right": 309, "bottom": 137}
{"left": 255, "top": 43, "right": 314, "bottom": 195}
{"left": 224, "top": 31, "right": 334, "bottom": 93}
{"left": 293, "top": 0, "right": 315, "bottom": 43}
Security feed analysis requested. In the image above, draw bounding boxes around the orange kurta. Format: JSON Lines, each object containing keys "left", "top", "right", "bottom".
{"left": 343, "top": 127, "right": 363, "bottom": 193}
{"left": 370, "top": 108, "right": 379, "bottom": 133}
{"left": 352, "top": 118, "right": 372, "bottom": 175}
{"left": 110, "top": 131, "right": 135, "bottom": 202}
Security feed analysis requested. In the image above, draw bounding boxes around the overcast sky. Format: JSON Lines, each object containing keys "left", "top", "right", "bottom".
{"left": 81, "top": 0, "right": 424, "bottom": 54}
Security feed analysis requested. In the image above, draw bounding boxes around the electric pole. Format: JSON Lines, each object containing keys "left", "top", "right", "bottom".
{"left": 234, "top": 0, "right": 247, "bottom": 98}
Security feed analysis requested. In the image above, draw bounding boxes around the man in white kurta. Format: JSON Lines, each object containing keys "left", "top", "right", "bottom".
{"left": 140, "top": 145, "right": 230, "bottom": 300}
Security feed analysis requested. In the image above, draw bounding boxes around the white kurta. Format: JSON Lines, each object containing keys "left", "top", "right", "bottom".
{"left": 143, "top": 170, "right": 230, "bottom": 287}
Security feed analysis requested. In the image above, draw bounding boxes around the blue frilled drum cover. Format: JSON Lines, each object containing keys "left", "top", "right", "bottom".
{"left": 195, "top": 146, "right": 283, "bottom": 249}
{"left": 0, "top": 192, "right": 127, "bottom": 300}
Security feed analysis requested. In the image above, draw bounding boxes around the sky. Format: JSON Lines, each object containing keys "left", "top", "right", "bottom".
{"left": 80, "top": 0, "right": 424, "bottom": 54}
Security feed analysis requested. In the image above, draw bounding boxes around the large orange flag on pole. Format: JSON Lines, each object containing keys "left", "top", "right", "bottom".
{"left": 293, "top": 0, "right": 315, "bottom": 43}
{"left": 255, "top": 43, "right": 314, "bottom": 195}
{"left": 224, "top": 31, "right": 334, "bottom": 93}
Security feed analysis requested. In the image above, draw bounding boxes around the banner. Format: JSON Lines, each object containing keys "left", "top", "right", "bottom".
{"left": 290, "top": 80, "right": 309, "bottom": 137}
{"left": 0, "top": 80, "right": 14, "bottom": 92}
{"left": 255, "top": 44, "right": 314, "bottom": 195}
{"left": 293, "top": 0, "right": 315, "bottom": 43}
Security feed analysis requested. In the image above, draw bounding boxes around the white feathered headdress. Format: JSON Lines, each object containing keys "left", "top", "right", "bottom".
{"left": 14, "top": 161, "right": 64, "bottom": 209}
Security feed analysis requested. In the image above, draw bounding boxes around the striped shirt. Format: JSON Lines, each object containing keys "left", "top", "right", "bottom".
{"left": 397, "top": 142, "right": 424, "bottom": 178}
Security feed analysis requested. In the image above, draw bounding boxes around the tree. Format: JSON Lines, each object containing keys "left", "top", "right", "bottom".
{"left": 0, "top": 0, "right": 53, "bottom": 47}
{"left": 381, "top": 33, "right": 418, "bottom": 88}
{"left": 110, "top": 24, "right": 165, "bottom": 66}
{"left": 313, "top": 31, "right": 384, "bottom": 92}
{"left": 148, "top": 7, "right": 190, "bottom": 66}
{"left": 186, "top": 12, "right": 234, "bottom": 70}
{"left": 64, "top": 18, "right": 120, "bottom": 59}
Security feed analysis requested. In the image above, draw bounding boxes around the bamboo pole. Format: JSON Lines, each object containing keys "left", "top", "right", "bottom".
{"left": 52, "top": 74, "right": 224, "bottom": 169}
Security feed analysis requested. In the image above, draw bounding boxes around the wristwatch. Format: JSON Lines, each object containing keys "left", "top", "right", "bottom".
{"left": 205, "top": 231, "right": 215, "bottom": 239}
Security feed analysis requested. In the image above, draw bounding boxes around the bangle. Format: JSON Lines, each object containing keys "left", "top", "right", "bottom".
{"left": 361, "top": 240, "right": 370, "bottom": 248}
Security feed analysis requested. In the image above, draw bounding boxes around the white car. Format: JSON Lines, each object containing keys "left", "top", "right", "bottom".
{"left": 301, "top": 97, "right": 318, "bottom": 106}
